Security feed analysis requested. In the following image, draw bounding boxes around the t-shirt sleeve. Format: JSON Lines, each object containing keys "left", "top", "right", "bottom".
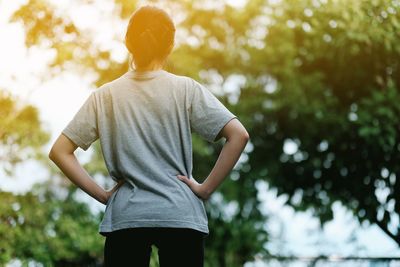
{"left": 189, "top": 80, "right": 237, "bottom": 143}
{"left": 61, "top": 92, "right": 99, "bottom": 151}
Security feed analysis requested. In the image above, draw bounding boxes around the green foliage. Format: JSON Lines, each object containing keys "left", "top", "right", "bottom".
{"left": 241, "top": 0, "right": 400, "bottom": 244}
{"left": 0, "top": 90, "right": 50, "bottom": 175}
{"left": 0, "top": 186, "right": 104, "bottom": 266}
{"left": 204, "top": 175, "right": 269, "bottom": 267}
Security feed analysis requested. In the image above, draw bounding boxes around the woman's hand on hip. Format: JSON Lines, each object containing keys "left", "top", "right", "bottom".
{"left": 104, "top": 179, "right": 125, "bottom": 205}
{"left": 177, "top": 175, "right": 211, "bottom": 201}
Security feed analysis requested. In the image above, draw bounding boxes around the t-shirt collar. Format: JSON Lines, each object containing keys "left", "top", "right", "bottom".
{"left": 127, "top": 69, "right": 166, "bottom": 80}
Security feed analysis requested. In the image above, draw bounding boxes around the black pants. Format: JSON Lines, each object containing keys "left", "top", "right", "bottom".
{"left": 103, "top": 227, "right": 206, "bottom": 267}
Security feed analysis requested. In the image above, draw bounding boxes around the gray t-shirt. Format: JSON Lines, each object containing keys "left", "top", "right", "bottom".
{"left": 61, "top": 69, "right": 237, "bottom": 236}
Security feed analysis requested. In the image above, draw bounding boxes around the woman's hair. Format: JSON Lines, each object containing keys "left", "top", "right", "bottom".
{"left": 125, "top": 5, "right": 175, "bottom": 69}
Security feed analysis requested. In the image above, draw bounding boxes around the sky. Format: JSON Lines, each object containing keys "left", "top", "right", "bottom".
{"left": 0, "top": 0, "right": 399, "bottom": 262}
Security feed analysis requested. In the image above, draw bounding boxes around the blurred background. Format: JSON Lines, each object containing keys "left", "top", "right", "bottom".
{"left": 1, "top": 0, "right": 400, "bottom": 266}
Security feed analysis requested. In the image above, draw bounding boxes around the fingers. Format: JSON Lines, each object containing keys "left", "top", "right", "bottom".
{"left": 117, "top": 179, "right": 125, "bottom": 186}
{"left": 176, "top": 174, "right": 186, "bottom": 182}
{"left": 177, "top": 175, "right": 206, "bottom": 201}
{"left": 110, "top": 179, "right": 125, "bottom": 193}
{"left": 177, "top": 175, "right": 191, "bottom": 185}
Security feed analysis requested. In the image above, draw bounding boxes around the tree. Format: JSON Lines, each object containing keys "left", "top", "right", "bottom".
{"left": 0, "top": 90, "right": 49, "bottom": 176}
{"left": 0, "top": 185, "right": 103, "bottom": 266}
{"left": 239, "top": 0, "right": 400, "bottom": 245}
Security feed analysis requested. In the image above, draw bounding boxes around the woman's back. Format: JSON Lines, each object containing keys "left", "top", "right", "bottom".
{"left": 61, "top": 68, "right": 237, "bottom": 236}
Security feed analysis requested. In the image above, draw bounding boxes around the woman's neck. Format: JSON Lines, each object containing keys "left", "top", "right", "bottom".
{"left": 135, "top": 60, "right": 164, "bottom": 72}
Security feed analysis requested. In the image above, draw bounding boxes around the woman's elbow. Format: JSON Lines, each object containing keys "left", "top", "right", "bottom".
{"left": 222, "top": 119, "right": 250, "bottom": 142}
{"left": 241, "top": 130, "right": 250, "bottom": 141}
{"left": 228, "top": 129, "right": 250, "bottom": 144}
{"left": 48, "top": 146, "right": 59, "bottom": 161}
{"left": 48, "top": 144, "right": 65, "bottom": 161}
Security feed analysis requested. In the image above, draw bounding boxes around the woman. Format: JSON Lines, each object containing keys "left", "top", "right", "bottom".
{"left": 49, "top": 5, "right": 249, "bottom": 267}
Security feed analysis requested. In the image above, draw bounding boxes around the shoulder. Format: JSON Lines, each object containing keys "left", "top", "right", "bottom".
{"left": 92, "top": 75, "right": 124, "bottom": 98}
{"left": 169, "top": 74, "right": 211, "bottom": 99}
{"left": 161, "top": 72, "right": 203, "bottom": 100}
{"left": 89, "top": 83, "right": 111, "bottom": 104}
{"left": 164, "top": 71, "right": 196, "bottom": 88}
{"left": 172, "top": 74, "right": 208, "bottom": 92}
{"left": 94, "top": 82, "right": 112, "bottom": 94}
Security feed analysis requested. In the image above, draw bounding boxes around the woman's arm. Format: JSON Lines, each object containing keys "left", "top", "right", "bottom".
{"left": 48, "top": 134, "right": 124, "bottom": 205}
{"left": 177, "top": 118, "right": 250, "bottom": 201}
